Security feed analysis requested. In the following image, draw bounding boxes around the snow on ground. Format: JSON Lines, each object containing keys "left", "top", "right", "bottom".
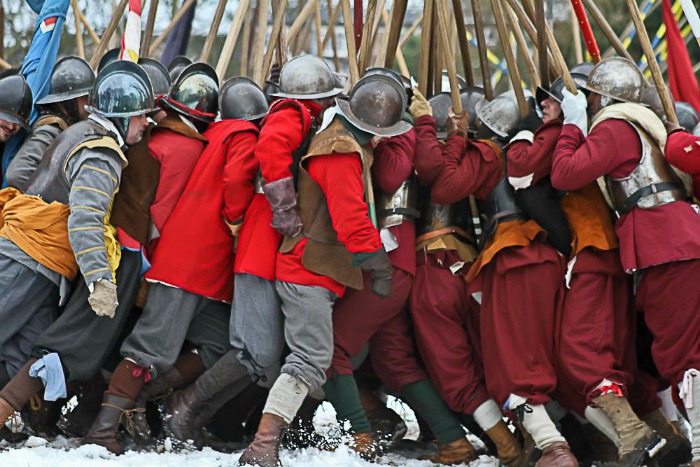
{"left": 0, "top": 398, "right": 499, "bottom": 466}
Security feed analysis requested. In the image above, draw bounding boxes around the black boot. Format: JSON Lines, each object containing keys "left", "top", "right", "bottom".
{"left": 83, "top": 394, "right": 139, "bottom": 455}
{"left": 60, "top": 373, "right": 106, "bottom": 438}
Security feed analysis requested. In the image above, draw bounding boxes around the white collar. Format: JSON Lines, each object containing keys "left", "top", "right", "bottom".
{"left": 88, "top": 114, "right": 125, "bottom": 147}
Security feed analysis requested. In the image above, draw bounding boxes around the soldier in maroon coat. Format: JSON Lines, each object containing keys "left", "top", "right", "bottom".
{"left": 552, "top": 57, "right": 700, "bottom": 467}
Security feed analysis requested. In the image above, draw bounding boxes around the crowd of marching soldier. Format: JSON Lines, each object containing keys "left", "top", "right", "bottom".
{"left": 0, "top": 47, "right": 699, "bottom": 467}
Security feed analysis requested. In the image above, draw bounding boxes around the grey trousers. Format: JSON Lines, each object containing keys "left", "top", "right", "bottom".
{"left": 120, "top": 282, "right": 230, "bottom": 378}
{"left": 275, "top": 281, "right": 337, "bottom": 392}
{"left": 0, "top": 254, "right": 58, "bottom": 378}
{"left": 35, "top": 250, "right": 142, "bottom": 383}
{"left": 229, "top": 273, "right": 284, "bottom": 381}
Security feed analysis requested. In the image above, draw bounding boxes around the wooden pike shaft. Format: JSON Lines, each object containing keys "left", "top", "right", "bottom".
{"left": 435, "top": 0, "right": 462, "bottom": 113}
{"left": 314, "top": 0, "right": 323, "bottom": 57}
{"left": 263, "top": 0, "right": 288, "bottom": 80}
{"left": 418, "top": 0, "right": 434, "bottom": 97}
{"left": 340, "top": 0, "right": 360, "bottom": 85}
{"left": 470, "top": 0, "right": 493, "bottom": 99}
{"left": 398, "top": 15, "right": 422, "bottom": 49}
{"left": 626, "top": 0, "right": 678, "bottom": 123}
{"left": 380, "top": 9, "right": 410, "bottom": 76}
{"left": 286, "top": 0, "right": 318, "bottom": 45}
{"left": 149, "top": 0, "right": 197, "bottom": 55}
{"left": 215, "top": 0, "right": 251, "bottom": 80}
{"left": 322, "top": 2, "right": 341, "bottom": 48}
{"left": 451, "top": 0, "right": 474, "bottom": 86}
{"left": 571, "top": 3, "right": 584, "bottom": 63}
{"left": 357, "top": 0, "right": 378, "bottom": 72}
{"left": 200, "top": 0, "right": 228, "bottom": 62}
{"left": 580, "top": 0, "right": 633, "bottom": 61}
{"left": 505, "top": 2, "right": 540, "bottom": 87}
{"left": 76, "top": 8, "right": 101, "bottom": 46}
{"left": 383, "top": 0, "right": 407, "bottom": 67}
{"left": 240, "top": 6, "right": 252, "bottom": 75}
{"left": 141, "top": 0, "right": 158, "bottom": 57}
{"left": 90, "top": 0, "right": 129, "bottom": 68}
{"left": 253, "top": 0, "right": 270, "bottom": 86}
{"left": 535, "top": 0, "right": 549, "bottom": 85}
{"left": 72, "top": 0, "right": 85, "bottom": 59}
{"left": 490, "top": 0, "right": 528, "bottom": 115}
{"left": 503, "top": 0, "right": 560, "bottom": 77}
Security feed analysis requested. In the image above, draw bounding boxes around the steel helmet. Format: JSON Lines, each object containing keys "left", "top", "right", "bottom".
{"left": 138, "top": 58, "right": 171, "bottom": 97}
{"left": 475, "top": 89, "right": 534, "bottom": 138}
{"left": 536, "top": 72, "right": 589, "bottom": 105}
{"left": 336, "top": 74, "right": 411, "bottom": 137}
{"left": 0, "top": 75, "right": 32, "bottom": 130}
{"left": 85, "top": 61, "right": 155, "bottom": 118}
{"left": 460, "top": 86, "right": 487, "bottom": 133}
{"left": 428, "top": 92, "right": 452, "bottom": 139}
{"left": 36, "top": 56, "right": 95, "bottom": 106}
{"left": 570, "top": 62, "right": 595, "bottom": 78}
{"left": 583, "top": 57, "right": 645, "bottom": 104}
{"left": 271, "top": 55, "right": 343, "bottom": 100}
{"left": 167, "top": 55, "right": 193, "bottom": 82}
{"left": 676, "top": 102, "right": 700, "bottom": 133}
{"left": 97, "top": 47, "right": 120, "bottom": 73}
{"left": 219, "top": 77, "right": 269, "bottom": 121}
{"left": 440, "top": 70, "right": 468, "bottom": 94}
{"left": 161, "top": 62, "right": 219, "bottom": 122}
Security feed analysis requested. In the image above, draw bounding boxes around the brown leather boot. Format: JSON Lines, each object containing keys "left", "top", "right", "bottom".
{"left": 420, "top": 436, "right": 477, "bottom": 465}
{"left": 83, "top": 394, "right": 139, "bottom": 455}
{"left": 128, "top": 367, "right": 186, "bottom": 441}
{"left": 349, "top": 432, "right": 376, "bottom": 461}
{"left": 0, "top": 397, "right": 15, "bottom": 427}
{"left": 238, "top": 413, "right": 288, "bottom": 466}
{"left": 486, "top": 420, "right": 525, "bottom": 467}
{"left": 593, "top": 393, "right": 664, "bottom": 466}
{"left": 536, "top": 441, "right": 578, "bottom": 467}
{"left": 359, "top": 388, "right": 407, "bottom": 447}
{"left": 642, "top": 409, "right": 692, "bottom": 467}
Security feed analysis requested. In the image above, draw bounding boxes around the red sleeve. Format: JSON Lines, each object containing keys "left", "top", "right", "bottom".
{"left": 372, "top": 129, "right": 415, "bottom": 193}
{"left": 551, "top": 120, "right": 640, "bottom": 191}
{"left": 148, "top": 130, "right": 205, "bottom": 232}
{"left": 307, "top": 153, "right": 382, "bottom": 254}
{"left": 222, "top": 130, "right": 260, "bottom": 223}
{"left": 256, "top": 107, "right": 306, "bottom": 183}
{"left": 431, "top": 138, "right": 502, "bottom": 203}
{"left": 506, "top": 121, "right": 562, "bottom": 184}
{"left": 413, "top": 115, "right": 444, "bottom": 185}
{"left": 665, "top": 131, "right": 700, "bottom": 175}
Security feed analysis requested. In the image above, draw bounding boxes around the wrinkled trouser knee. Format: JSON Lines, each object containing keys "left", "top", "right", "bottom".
{"left": 275, "top": 281, "right": 337, "bottom": 392}
{"left": 229, "top": 274, "right": 285, "bottom": 380}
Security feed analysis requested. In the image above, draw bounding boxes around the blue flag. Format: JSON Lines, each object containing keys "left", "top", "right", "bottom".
{"left": 160, "top": 0, "right": 197, "bottom": 68}
{"left": 2, "top": 0, "right": 70, "bottom": 185}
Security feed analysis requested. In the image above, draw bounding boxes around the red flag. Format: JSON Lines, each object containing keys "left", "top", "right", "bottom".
{"left": 663, "top": 0, "right": 700, "bottom": 114}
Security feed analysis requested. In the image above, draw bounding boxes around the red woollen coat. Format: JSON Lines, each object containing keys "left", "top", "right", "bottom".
{"left": 145, "top": 119, "right": 259, "bottom": 302}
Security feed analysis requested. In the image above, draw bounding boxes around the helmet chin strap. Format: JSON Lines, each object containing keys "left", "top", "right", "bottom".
{"left": 109, "top": 116, "right": 131, "bottom": 142}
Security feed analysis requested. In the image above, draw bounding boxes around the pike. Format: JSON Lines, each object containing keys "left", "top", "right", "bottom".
{"left": 471, "top": 0, "right": 493, "bottom": 99}
{"left": 569, "top": 0, "right": 601, "bottom": 63}
{"left": 200, "top": 0, "right": 228, "bottom": 63}
{"left": 490, "top": 0, "right": 527, "bottom": 116}
{"left": 90, "top": 0, "right": 129, "bottom": 68}
{"left": 678, "top": 0, "right": 700, "bottom": 46}
{"left": 141, "top": 0, "right": 158, "bottom": 58}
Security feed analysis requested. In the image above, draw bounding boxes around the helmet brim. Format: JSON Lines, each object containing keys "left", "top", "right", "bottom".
{"left": 35, "top": 89, "right": 91, "bottom": 106}
{"left": 84, "top": 105, "right": 156, "bottom": 119}
{"left": 271, "top": 87, "right": 344, "bottom": 100}
{"left": 0, "top": 110, "right": 29, "bottom": 130}
{"left": 161, "top": 98, "right": 216, "bottom": 123}
{"left": 536, "top": 86, "right": 559, "bottom": 106}
{"left": 336, "top": 98, "right": 412, "bottom": 138}
{"left": 474, "top": 98, "right": 508, "bottom": 138}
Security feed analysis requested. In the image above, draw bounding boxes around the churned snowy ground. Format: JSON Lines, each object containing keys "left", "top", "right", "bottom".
{"left": 0, "top": 398, "right": 499, "bottom": 466}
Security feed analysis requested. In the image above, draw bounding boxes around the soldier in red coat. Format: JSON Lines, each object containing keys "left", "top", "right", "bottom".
{"left": 551, "top": 57, "right": 700, "bottom": 467}
{"left": 163, "top": 58, "right": 343, "bottom": 449}
{"left": 508, "top": 73, "right": 684, "bottom": 466}
{"left": 237, "top": 74, "right": 402, "bottom": 467}
{"left": 407, "top": 88, "right": 525, "bottom": 467}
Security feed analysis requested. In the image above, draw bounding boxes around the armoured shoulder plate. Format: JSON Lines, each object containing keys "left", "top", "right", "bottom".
{"left": 24, "top": 120, "right": 114, "bottom": 204}
{"left": 606, "top": 124, "right": 687, "bottom": 216}
{"left": 416, "top": 185, "right": 475, "bottom": 244}
{"left": 375, "top": 177, "right": 419, "bottom": 229}
{"left": 476, "top": 176, "right": 525, "bottom": 239}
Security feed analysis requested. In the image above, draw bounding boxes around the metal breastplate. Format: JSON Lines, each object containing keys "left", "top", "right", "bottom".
{"left": 477, "top": 176, "right": 525, "bottom": 238}
{"left": 24, "top": 120, "right": 111, "bottom": 204}
{"left": 606, "top": 125, "right": 687, "bottom": 216}
{"left": 416, "top": 185, "right": 475, "bottom": 243}
{"left": 375, "top": 178, "right": 419, "bottom": 229}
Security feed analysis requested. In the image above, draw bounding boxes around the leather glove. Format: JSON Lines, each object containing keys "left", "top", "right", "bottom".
{"left": 561, "top": 88, "right": 589, "bottom": 137}
{"left": 262, "top": 176, "right": 303, "bottom": 237}
{"left": 353, "top": 248, "right": 393, "bottom": 299}
{"left": 409, "top": 89, "right": 432, "bottom": 119}
{"left": 447, "top": 109, "right": 469, "bottom": 138}
{"left": 88, "top": 280, "right": 118, "bottom": 319}
{"left": 664, "top": 120, "right": 683, "bottom": 135}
